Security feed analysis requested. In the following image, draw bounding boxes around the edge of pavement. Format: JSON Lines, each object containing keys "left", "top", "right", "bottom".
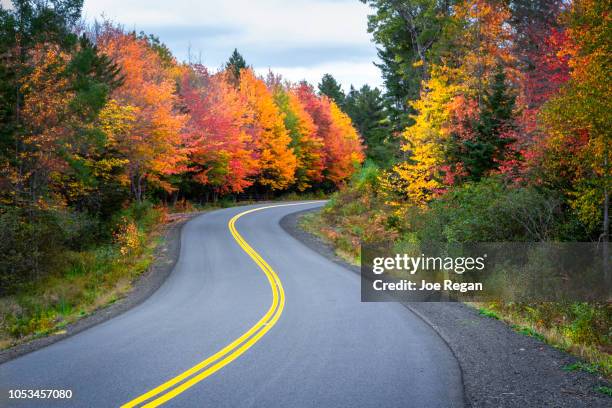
{"left": 280, "top": 207, "right": 612, "bottom": 408}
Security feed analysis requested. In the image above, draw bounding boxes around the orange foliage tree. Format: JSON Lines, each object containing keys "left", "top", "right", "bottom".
{"left": 97, "top": 26, "right": 186, "bottom": 201}
{"left": 271, "top": 83, "right": 325, "bottom": 191}
{"left": 326, "top": 100, "right": 365, "bottom": 184}
{"left": 238, "top": 68, "right": 297, "bottom": 191}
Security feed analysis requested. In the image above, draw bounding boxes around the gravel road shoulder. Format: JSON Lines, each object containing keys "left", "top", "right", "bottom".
{"left": 281, "top": 208, "right": 612, "bottom": 408}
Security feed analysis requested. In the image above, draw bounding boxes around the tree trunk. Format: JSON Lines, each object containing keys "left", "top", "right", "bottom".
{"left": 603, "top": 152, "right": 610, "bottom": 295}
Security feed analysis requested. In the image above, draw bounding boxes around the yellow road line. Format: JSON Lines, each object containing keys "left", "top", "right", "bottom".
{"left": 121, "top": 202, "right": 315, "bottom": 408}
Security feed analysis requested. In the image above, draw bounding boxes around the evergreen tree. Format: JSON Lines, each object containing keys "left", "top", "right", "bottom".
{"left": 138, "top": 32, "right": 174, "bottom": 68}
{"left": 344, "top": 85, "right": 395, "bottom": 166}
{"left": 317, "top": 73, "right": 345, "bottom": 106}
{"left": 225, "top": 48, "right": 247, "bottom": 86}
{"left": 361, "top": 0, "right": 456, "bottom": 133}
{"left": 449, "top": 66, "right": 517, "bottom": 181}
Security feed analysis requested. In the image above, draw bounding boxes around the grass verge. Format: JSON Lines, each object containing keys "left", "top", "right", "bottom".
{"left": 0, "top": 204, "right": 166, "bottom": 350}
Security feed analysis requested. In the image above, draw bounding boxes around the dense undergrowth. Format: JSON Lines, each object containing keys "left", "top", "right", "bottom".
{"left": 0, "top": 202, "right": 165, "bottom": 349}
{"left": 302, "top": 162, "right": 612, "bottom": 378}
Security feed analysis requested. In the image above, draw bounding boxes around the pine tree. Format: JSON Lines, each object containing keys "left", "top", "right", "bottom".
{"left": 344, "top": 84, "right": 394, "bottom": 166}
{"left": 317, "top": 74, "right": 345, "bottom": 106}
{"left": 450, "top": 65, "right": 517, "bottom": 181}
{"left": 225, "top": 48, "right": 247, "bottom": 87}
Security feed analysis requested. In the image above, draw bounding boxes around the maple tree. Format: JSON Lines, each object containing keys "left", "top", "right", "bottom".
{"left": 272, "top": 86, "right": 325, "bottom": 191}
{"left": 541, "top": 0, "right": 611, "bottom": 238}
{"left": 181, "top": 66, "right": 257, "bottom": 195}
{"left": 97, "top": 26, "right": 186, "bottom": 202}
{"left": 294, "top": 82, "right": 364, "bottom": 186}
{"left": 326, "top": 100, "right": 365, "bottom": 185}
{"left": 238, "top": 68, "right": 297, "bottom": 191}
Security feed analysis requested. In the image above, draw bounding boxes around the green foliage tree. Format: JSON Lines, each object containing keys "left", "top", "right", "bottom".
{"left": 138, "top": 32, "right": 175, "bottom": 68}
{"left": 361, "top": 0, "right": 457, "bottom": 133}
{"left": 225, "top": 48, "right": 247, "bottom": 87}
{"left": 317, "top": 73, "right": 345, "bottom": 106}
{"left": 344, "top": 84, "right": 395, "bottom": 166}
{"left": 447, "top": 65, "right": 517, "bottom": 181}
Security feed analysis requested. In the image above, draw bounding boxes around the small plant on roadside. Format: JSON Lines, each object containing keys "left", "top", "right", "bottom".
{"left": 563, "top": 362, "right": 599, "bottom": 375}
{"left": 595, "top": 385, "right": 612, "bottom": 397}
{"left": 478, "top": 308, "right": 500, "bottom": 320}
{"left": 513, "top": 325, "right": 545, "bottom": 342}
{"left": 114, "top": 217, "right": 141, "bottom": 256}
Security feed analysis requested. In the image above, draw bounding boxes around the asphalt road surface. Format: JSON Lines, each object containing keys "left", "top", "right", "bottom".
{"left": 1, "top": 202, "right": 464, "bottom": 408}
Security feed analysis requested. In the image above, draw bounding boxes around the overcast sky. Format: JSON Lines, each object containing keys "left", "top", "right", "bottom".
{"left": 79, "top": 0, "right": 382, "bottom": 90}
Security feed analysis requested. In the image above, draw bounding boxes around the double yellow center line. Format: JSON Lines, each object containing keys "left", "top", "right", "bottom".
{"left": 121, "top": 203, "right": 309, "bottom": 407}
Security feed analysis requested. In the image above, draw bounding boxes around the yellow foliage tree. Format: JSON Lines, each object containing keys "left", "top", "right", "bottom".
{"left": 391, "top": 66, "right": 464, "bottom": 205}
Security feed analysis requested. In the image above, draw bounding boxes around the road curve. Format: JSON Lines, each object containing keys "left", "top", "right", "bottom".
{"left": 1, "top": 202, "right": 464, "bottom": 408}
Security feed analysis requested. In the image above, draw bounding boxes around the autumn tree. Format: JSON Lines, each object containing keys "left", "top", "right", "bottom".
{"left": 326, "top": 100, "right": 366, "bottom": 184}
{"left": 295, "top": 82, "right": 364, "bottom": 186}
{"left": 238, "top": 68, "right": 297, "bottom": 191}
{"left": 97, "top": 26, "right": 186, "bottom": 202}
{"left": 390, "top": 66, "right": 463, "bottom": 205}
{"left": 272, "top": 86, "right": 325, "bottom": 191}
{"left": 0, "top": 1, "right": 125, "bottom": 287}
{"left": 0, "top": 0, "right": 87, "bottom": 205}
{"left": 541, "top": 0, "right": 611, "bottom": 244}
{"left": 181, "top": 66, "right": 257, "bottom": 197}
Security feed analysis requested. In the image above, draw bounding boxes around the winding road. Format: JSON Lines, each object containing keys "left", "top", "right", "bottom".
{"left": 1, "top": 202, "right": 464, "bottom": 408}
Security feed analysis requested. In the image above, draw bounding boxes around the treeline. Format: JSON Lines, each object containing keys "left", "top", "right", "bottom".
{"left": 0, "top": 0, "right": 363, "bottom": 291}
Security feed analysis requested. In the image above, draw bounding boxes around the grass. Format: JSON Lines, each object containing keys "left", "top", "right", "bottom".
{"left": 474, "top": 302, "right": 612, "bottom": 380}
{"left": 563, "top": 361, "right": 600, "bottom": 375}
{"left": 595, "top": 385, "right": 612, "bottom": 397}
{"left": 478, "top": 307, "right": 500, "bottom": 320}
{"left": 512, "top": 325, "right": 546, "bottom": 342}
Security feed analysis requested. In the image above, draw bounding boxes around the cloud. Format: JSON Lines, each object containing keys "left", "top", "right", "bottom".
{"left": 254, "top": 61, "right": 382, "bottom": 90}
{"left": 83, "top": 0, "right": 382, "bottom": 89}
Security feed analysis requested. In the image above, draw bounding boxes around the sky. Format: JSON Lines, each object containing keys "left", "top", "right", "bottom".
{"left": 79, "top": 0, "right": 383, "bottom": 90}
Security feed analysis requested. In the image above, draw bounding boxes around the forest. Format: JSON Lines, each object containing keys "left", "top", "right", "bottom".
{"left": 0, "top": 2, "right": 365, "bottom": 293}
{"left": 306, "top": 0, "right": 610, "bottom": 375}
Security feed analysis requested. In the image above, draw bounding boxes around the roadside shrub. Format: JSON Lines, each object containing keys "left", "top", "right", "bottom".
{"left": 53, "top": 208, "right": 102, "bottom": 250}
{"left": 565, "top": 303, "right": 611, "bottom": 346}
{"left": 0, "top": 207, "right": 65, "bottom": 293}
{"left": 113, "top": 201, "right": 165, "bottom": 231}
{"left": 353, "top": 160, "right": 380, "bottom": 192}
{"left": 414, "top": 177, "right": 561, "bottom": 242}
